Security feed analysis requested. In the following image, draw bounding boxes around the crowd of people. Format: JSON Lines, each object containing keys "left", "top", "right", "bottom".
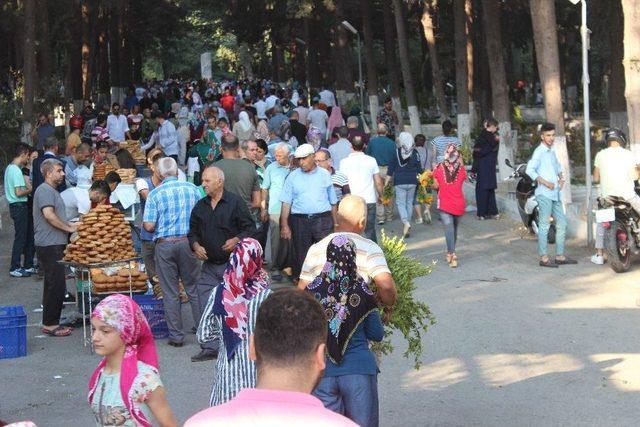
{"left": 9, "top": 74, "right": 640, "bottom": 426}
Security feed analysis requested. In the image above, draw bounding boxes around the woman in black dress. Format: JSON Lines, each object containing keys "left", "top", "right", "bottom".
{"left": 473, "top": 118, "right": 500, "bottom": 219}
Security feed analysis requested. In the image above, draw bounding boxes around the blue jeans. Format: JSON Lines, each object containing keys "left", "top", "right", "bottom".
{"left": 395, "top": 184, "right": 416, "bottom": 224}
{"left": 439, "top": 210, "right": 460, "bottom": 253}
{"left": 537, "top": 195, "right": 567, "bottom": 257}
{"left": 9, "top": 202, "right": 35, "bottom": 271}
{"left": 313, "top": 374, "right": 379, "bottom": 427}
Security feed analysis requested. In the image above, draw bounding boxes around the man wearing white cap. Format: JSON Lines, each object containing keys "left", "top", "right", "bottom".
{"left": 280, "top": 144, "right": 338, "bottom": 281}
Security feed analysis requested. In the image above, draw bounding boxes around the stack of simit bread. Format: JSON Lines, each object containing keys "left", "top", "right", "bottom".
{"left": 63, "top": 204, "right": 137, "bottom": 264}
{"left": 91, "top": 265, "right": 149, "bottom": 293}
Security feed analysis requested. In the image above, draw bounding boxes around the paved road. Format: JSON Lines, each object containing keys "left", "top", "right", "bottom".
{"left": 1, "top": 210, "right": 639, "bottom": 426}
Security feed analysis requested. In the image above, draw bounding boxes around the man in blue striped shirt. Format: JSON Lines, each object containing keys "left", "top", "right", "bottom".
{"left": 143, "top": 157, "right": 204, "bottom": 353}
{"left": 430, "top": 120, "right": 461, "bottom": 167}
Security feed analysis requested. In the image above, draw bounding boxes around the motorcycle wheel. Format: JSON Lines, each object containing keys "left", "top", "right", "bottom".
{"left": 605, "top": 221, "right": 632, "bottom": 273}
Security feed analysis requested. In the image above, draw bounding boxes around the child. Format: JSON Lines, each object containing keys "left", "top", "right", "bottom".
{"left": 88, "top": 294, "right": 177, "bottom": 427}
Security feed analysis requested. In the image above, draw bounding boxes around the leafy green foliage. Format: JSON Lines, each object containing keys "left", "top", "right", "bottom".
{"left": 373, "top": 230, "right": 436, "bottom": 369}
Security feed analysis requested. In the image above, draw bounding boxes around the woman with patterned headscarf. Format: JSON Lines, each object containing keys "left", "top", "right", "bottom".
{"left": 307, "top": 235, "right": 384, "bottom": 427}
{"left": 197, "top": 238, "right": 272, "bottom": 406}
{"left": 88, "top": 294, "right": 177, "bottom": 427}
{"left": 306, "top": 125, "right": 324, "bottom": 152}
{"left": 432, "top": 143, "right": 467, "bottom": 268}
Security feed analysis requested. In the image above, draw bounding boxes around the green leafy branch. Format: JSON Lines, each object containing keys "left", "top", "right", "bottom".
{"left": 372, "top": 231, "right": 436, "bottom": 369}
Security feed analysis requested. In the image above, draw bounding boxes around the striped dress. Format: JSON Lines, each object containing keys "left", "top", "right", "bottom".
{"left": 197, "top": 287, "right": 272, "bottom": 406}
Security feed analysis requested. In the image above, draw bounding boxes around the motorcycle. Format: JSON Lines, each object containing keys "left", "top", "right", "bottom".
{"left": 597, "top": 190, "right": 640, "bottom": 273}
{"left": 504, "top": 159, "right": 556, "bottom": 243}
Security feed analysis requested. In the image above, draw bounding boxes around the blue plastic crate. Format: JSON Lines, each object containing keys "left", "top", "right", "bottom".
{"left": 0, "top": 306, "right": 27, "bottom": 359}
{"left": 133, "top": 295, "right": 168, "bottom": 339}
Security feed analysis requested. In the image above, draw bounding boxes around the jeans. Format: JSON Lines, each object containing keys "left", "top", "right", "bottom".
{"left": 537, "top": 195, "right": 567, "bottom": 257}
{"left": 394, "top": 184, "right": 416, "bottom": 224}
{"left": 37, "top": 245, "right": 67, "bottom": 326}
{"left": 9, "top": 202, "right": 35, "bottom": 271}
{"left": 154, "top": 239, "right": 202, "bottom": 343}
{"left": 289, "top": 213, "right": 334, "bottom": 279}
{"left": 439, "top": 210, "right": 460, "bottom": 253}
{"left": 365, "top": 203, "right": 377, "bottom": 243}
{"left": 197, "top": 262, "right": 226, "bottom": 351}
{"left": 313, "top": 374, "right": 379, "bottom": 427}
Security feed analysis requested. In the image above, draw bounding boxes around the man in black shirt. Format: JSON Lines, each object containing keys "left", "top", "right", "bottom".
{"left": 188, "top": 165, "right": 255, "bottom": 362}
{"left": 288, "top": 110, "right": 308, "bottom": 146}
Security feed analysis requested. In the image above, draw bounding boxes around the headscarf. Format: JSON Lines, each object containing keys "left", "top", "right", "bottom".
{"left": 212, "top": 238, "right": 270, "bottom": 361}
{"left": 291, "top": 90, "right": 300, "bottom": 105}
{"left": 88, "top": 294, "right": 158, "bottom": 427}
{"left": 397, "top": 131, "right": 415, "bottom": 161}
{"left": 326, "top": 106, "right": 345, "bottom": 138}
{"left": 307, "top": 235, "right": 378, "bottom": 364}
{"left": 443, "top": 143, "right": 462, "bottom": 184}
{"left": 306, "top": 126, "right": 323, "bottom": 152}
{"left": 237, "top": 111, "right": 252, "bottom": 132}
{"left": 277, "top": 119, "right": 291, "bottom": 141}
{"left": 254, "top": 119, "right": 270, "bottom": 143}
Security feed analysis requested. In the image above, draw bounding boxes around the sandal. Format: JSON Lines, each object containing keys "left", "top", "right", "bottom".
{"left": 446, "top": 253, "right": 453, "bottom": 264}
{"left": 539, "top": 258, "right": 559, "bottom": 268}
{"left": 41, "top": 326, "right": 73, "bottom": 337}
{"left": 450, "top": 254, "right": 458, "bottom": 268}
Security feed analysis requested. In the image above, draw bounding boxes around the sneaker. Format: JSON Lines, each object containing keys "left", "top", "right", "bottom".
{"left": 415, "top": 217, "right": 423, "bottom": 224}
{"left": 63, "top": 293, "right": 76, "bottom": 305}
{"left": 377, "top": 220, "right": 385, "bottom": 225}
{"left": 23, "top": 267, "right": 37, "bottom": 274}
{"left": 271, "top": 273, "right": 283, "bottom": 282}
{"left": 590, "top": 254, "right": 605, "bottom": 265}
{"left": 402, "top": 222, "right": 411, "bottom": 238}
{"left": 10, "top": 269, "right": 31, "bottom": 278}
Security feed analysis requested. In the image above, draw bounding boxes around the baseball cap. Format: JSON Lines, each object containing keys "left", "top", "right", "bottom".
{"left": 294, "top": 144, "right": 315, "bottom": 158}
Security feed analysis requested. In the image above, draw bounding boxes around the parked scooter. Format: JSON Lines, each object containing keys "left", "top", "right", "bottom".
{"left": 504, "top": 159, "right": 556, "bottom": 243}
{"left": 597, "top": 189, "right": 640, "bottom": 272}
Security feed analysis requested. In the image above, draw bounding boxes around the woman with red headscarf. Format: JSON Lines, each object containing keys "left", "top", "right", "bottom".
{"left": 432, "top": 143, "right": 467, "bottom": 268}
{"left": 88, "top": 294, "right": 177, "bottom": 427}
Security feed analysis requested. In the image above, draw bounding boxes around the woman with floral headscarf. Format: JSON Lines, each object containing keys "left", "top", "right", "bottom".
{"left": 432, "top": 143, "right": 467, "bottom": 268}
{"left": 197, "top": 238, "right": 272, "bottom": 406}
{"left": 306, "top": 125, "right": 324, "bottom": 152}
{"left": 308, "top": 235, "right": 384, "bottom": 427}
{"left": 88, "top": 294, "right": 177, "bottom": 427}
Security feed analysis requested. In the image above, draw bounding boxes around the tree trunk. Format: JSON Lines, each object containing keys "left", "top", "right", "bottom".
{"left": 622, "top": 0, "right": 640, "bottom": 157}
{"left": 22, "top": 0, "right": 36, "bottom": 140}
{"left": 392, "top": 0, "right": 421, "bottom": 135}
{"left": 421, "top": 1, "right": 449, "bottom": 118}
{"left": 81, "top": 0, "right": 91, "bottom": 99}
{"left": 108, "top": 0, "right": 120, "bottom": 94}
{"left": 465, "top": 0, "right": 477, "bottom": 129}
{"left": 334, "top": 0, "right": 354, "bottom": 92}
{"left": 382, "top": 5, "right": 403, "bottom": 124}
{"left": 610, "top": 0, "right": 627, "bottom": 134}
{"left": 361, "top": 0, "right": 379, "bottom": 128}
{"left": 530, "top": 0, "right": 572, "bottom": 203}
{"left": 481, "top": 0, "right": 512, "bottom": 180}
{"left": 97, "top": 1, "right": 110, "bottom": 95}
{"left": 305, "top": 17, "right": 320, "bottom": 88}
{"left": 454, "top": 0, "right": 471, "bottom": 144}
{"left": 36, "top": 0, "right": 52, "bottom": 84}
{"left": 117, "top": 0, "right": 131, "bottom": 87}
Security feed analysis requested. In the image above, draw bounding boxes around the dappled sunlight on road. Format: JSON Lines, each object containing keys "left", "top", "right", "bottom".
{"left": 402, "top": 358, "right": 469, "bottom": 390}
{"left": 589, "top": 354, "right": 640, "bottom": 391}
{"left": 474, "top": 353, "right": 584, "bottom": 387}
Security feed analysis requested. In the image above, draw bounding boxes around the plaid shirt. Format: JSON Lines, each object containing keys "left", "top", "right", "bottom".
{"left": 143, "top": 177, "right": 202, "bottom": 240}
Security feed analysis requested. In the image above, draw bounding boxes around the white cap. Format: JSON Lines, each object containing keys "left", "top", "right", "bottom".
{"left": 294, "top": 144, "right": 315, "bottom": 159}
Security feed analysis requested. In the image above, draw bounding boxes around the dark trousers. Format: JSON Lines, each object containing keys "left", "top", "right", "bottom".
{"left": 37, "top": 245, "right": 66, "bottom": 326}
{"left": 365, "top": 203, "right": 377, "bottom": 243}
{"left": 9, "top": 202, "right": 35, "bottom": 271}
{"left": 256, "top": 219, "right": 269, "bottom": 256}
{"left": 475, "top": 187, "right": 498, "bottom": 218}
{"left": 289, "top": 213, "right": 334, "bottom": 279}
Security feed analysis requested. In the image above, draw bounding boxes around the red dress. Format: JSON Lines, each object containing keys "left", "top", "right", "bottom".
{"left": 433, "top": 164, "right": 467, "bottom": 216}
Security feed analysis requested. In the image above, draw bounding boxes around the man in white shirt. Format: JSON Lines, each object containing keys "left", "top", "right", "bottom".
{"left": 106, "top": 102, "right": 130, "bottom": 143}
{"left": 591, "top": 128, "right": 640, "bottom": 264}
{"left": 265, "top": 88, "right": 279, "bottom": 112}
{"left": 306, "top": 99, "right": 328, "bottom": 140}
{"left": 254, "top": 96, "right": 267, "bottom": 120}
{"left": 339, "top": 135, "right": 384, "bottom": 243}
{"left": 319, "top": 87, "right": 336, "bottom": 107}
{"left": 151, "top": 111, "right": 179, "bottom": 162}
{"left": 328, "top": 126, "right": 352, "bottom": 168}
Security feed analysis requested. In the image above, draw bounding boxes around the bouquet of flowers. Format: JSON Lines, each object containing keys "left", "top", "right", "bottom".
{"left": 416, "top": 170, "right": 434, "bottom": 203}
{"left": 381, "top": 182, "right": 395, "bottom": 205}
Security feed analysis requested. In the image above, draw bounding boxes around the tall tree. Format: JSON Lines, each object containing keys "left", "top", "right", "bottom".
{"left": 454, "top": 0, "right": 471, "bottom": 143}
{"left": 334, "top": 0, "right": 354, "bottom": 93}
{"left": 609, "top": 0, "right": 627, "bottom": 134}
{"left": 361, "top": 0, "right": 380, "bottom": 127}
{"left": 382, "top": 3, "right": 403, "bottom": 124}
{"left": 421, "top": 1, "right": 449, "bottom": 118}
{"left": 22, "top": 0, "right": 36, "bottom": 137}
{"left": 35, "top": 0, "right": 51, "bottom": 85}
{"left": 622, "top": 0, "right": 640, "bottom": 157}
{"left": 481, "top": 0, "right": 512, "bottom": 180}
{"left": 392, "top": 0, "right": 421, "bottom": 135}
{"left": 465, "top": 0, "right": 476, "bottom": 129}
{"left": 530, "top": 0, "right": 572, "bottom": 203}
{"left": 81, "top": 0, "right": 92, "bottom": 99}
